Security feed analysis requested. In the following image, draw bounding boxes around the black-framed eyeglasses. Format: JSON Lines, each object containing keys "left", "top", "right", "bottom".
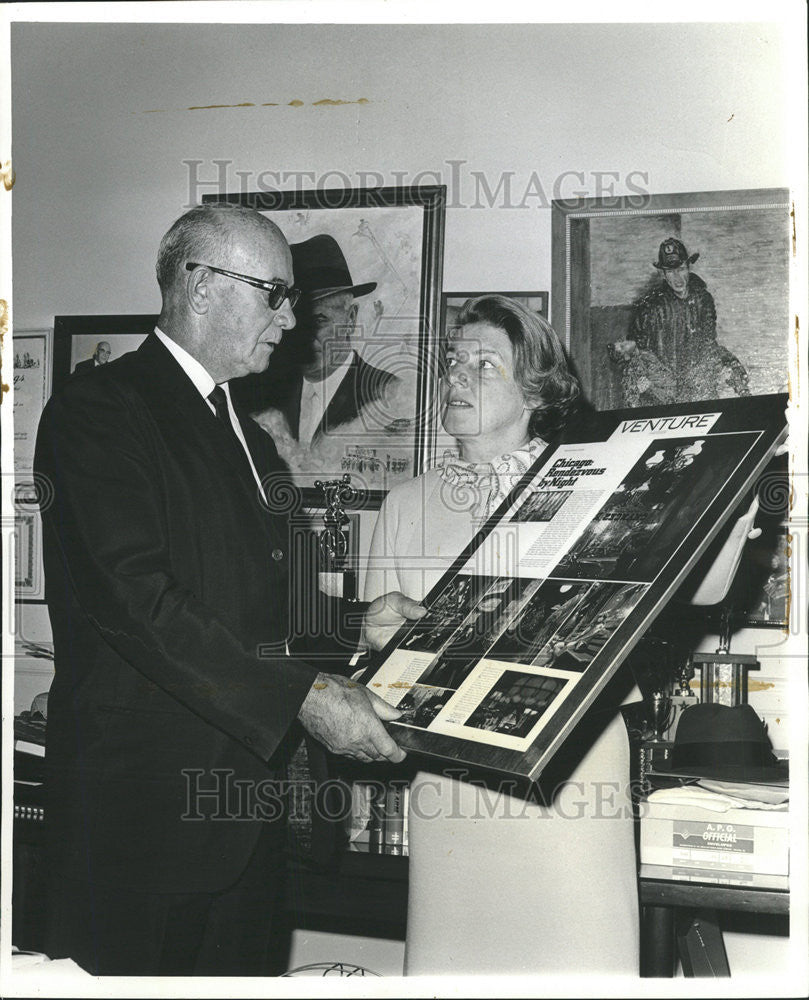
{"left": 185, "top": 262, "right": 301, "bottom": 311}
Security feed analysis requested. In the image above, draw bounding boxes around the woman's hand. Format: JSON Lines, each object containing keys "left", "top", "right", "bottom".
{"left": 362, "top": 591, "right": 427, "bottom": 652}
{"left": 689, "top": 439, "right": 788, "bottom": 605}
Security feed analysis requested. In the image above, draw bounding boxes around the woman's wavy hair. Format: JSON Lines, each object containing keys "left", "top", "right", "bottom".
{"left": 454, "top": 295, "right": 581, "bottom": 440}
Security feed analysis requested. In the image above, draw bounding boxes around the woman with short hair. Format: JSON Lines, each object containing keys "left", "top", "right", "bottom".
{"left": 364, "top": 295, "right": 640, "bottom": 975}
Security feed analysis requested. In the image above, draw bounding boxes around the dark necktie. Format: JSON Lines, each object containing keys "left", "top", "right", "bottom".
{"left": 209, "top": 386, "right": 272, "bottom": 503}
{"left": 208, "top": 384, "right": 250, "bottom": 464}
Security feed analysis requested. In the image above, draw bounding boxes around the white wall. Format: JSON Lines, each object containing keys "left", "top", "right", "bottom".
{"left": 10, "top": 20, "right": 793, "bottom": 325}
{"left": 10, "top": 18, "right": 798, "bottom": 660}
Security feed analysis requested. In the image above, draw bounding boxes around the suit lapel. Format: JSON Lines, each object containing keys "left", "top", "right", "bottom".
{"left": 134, "top": 337, "right": 296, "bottom": 530}
{"left": 286, "top": 376, "right": 303, "bottom": 440}
{"left": 315, "top": 357, "right": 360, "bottom": 442}
{"left": 134, "top": 335, "right": 262, "bottom": 491}
{"left": 236, "top": 407, "right": 288, "bottom": 499}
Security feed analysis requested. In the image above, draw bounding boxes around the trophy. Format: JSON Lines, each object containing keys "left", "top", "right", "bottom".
{"left": 649, "top": 691, "right": 673, "bottom": 743}
{"left": 633, "top": 634, "right": 676, "bottom": 742}
{"left": 314, "top": 474, "right": 358, "bottom": 601}
{"left": 691, "top": 608, "right": 759, "bottom": 707}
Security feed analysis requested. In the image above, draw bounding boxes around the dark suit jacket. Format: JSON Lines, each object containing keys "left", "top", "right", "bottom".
{"left": 35, "top": 334, "right": 320, "bottom": 894}
{"left": 71, "top": 357, "right": 99, "bottom": 375}
{"left": 270, "top": 352, "right": 398, "bottom": 442}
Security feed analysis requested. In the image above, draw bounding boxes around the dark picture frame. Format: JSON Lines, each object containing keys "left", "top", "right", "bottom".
{"left": 52, "top": 314, "right": 158, "bottom": 391}
{"left": 361, "top": 394, "right": 788, "bottom": 787}
{"left": 203, "top": 186, "right": 447, "bottom": 508}
{"left": 23, "top": 318, "right": 156, "bottom": 601}
{"left": 441, "top": 290, "right": 549, "bottom": 332}
{"left": 14, "top": 509, "right": 44, "bottom": 603}
{"left": 733, "top": 522, "right": 791, "bottom": 629}
{"left": 551, "top": 189, "right": 790, "bottom": 411}
{"left": 731, "top": 450, "right": 790, "bottom": 629}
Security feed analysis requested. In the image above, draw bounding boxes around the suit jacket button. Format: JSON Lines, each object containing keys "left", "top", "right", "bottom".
{"left": 272, "top": 548, "right": 284, "bottom": 561}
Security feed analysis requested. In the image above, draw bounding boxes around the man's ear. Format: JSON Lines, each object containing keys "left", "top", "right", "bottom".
{"left": 348, "top": 301, "right": 359, "bottom": 330}
{"left": 186, "top": 266, "right": 210, "bottom": 315}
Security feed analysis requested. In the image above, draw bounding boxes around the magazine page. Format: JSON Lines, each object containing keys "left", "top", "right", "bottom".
{"left": 365, "top": 402, "right": 774, "bottom": 761}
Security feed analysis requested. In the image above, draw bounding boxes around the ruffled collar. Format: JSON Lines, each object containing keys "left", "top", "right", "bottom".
{"left": 434, "top": 437, "right": 546, "bottom": 521}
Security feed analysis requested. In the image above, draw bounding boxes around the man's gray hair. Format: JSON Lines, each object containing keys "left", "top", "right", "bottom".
{"left": 155, "top": 204, "right": 275, "bottom": 295}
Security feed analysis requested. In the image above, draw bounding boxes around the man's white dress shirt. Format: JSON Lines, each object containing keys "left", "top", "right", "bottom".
{"left": 155, "top": 327, "right": 264, "bottom": 496}
{"left": 297, "top": 352, "right": 354, "bottom": 445}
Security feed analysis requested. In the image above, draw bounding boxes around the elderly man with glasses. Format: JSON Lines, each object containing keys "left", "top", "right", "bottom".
{"left": 35, "top": 204, "right": 423, "bottom": 977}
{"left": 72, "top": 339, "right": 112, "bottom": 373}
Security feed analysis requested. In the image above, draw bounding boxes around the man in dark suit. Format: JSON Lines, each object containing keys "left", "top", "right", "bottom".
{"left": 261, "top": 234, "right": 398, "bottom": 445}
{"left": 72, "top": 339, "right": 111, "bottom": 374}
{"left": 34, "top": 205, "right": 420, "bottom": 976}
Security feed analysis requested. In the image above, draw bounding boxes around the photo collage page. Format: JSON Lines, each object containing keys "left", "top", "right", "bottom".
{"left": 366, "top": 422, "right": 760, "bottom": 752}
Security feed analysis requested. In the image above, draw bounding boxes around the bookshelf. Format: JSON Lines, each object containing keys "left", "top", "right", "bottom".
{"left": 284, "top": 742, "right": 414, "bottom": 937}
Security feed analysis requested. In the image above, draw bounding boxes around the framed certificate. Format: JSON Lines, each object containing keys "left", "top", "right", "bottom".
{"left": 13, "top": 330, "right": 52, "bottom": 600}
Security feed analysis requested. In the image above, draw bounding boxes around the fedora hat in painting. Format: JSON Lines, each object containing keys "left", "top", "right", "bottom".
{"left": 291, "top": 234, "right": 377, "bottom": 301}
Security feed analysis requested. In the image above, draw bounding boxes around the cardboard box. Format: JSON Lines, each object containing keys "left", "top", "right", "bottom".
{"left": 641, "top": 863, "right": 789, "bottom": 891}
{"left": 640, "top": 799, "right": 789, "bottom": 876}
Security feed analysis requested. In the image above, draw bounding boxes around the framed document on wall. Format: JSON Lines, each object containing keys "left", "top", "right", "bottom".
{"left": 13, "top": 330, "right": 52, "bottom": 600}
{"left": 360, "top": 394, "right": 788, "bottom": 787}
{"left": 13, "top": 330, "right": 52, "bottom": 477}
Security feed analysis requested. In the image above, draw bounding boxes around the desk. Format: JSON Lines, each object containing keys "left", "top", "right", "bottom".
{"left": 639, "top": 863, "right": 789, "bottom": 977}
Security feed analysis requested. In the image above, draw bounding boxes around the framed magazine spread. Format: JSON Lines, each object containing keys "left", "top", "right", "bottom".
{"left": 360, "top": 394, "right": 788, "bottom": 787}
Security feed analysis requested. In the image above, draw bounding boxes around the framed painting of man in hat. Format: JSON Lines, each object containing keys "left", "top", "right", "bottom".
{"left": 551, "top": 188, "right": 790, "bottom": 411}
{"left": 205, "top": 186, "right": 445, "bottom": 502}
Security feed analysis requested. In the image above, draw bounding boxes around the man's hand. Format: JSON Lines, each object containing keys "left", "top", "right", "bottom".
{"left": 363, "top": 591, "right": 427, "bottom": 652}
{"left": 298, "top": 672, "right": 407, "bottom": 763}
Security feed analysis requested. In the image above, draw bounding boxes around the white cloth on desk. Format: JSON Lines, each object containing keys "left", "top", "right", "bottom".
{"left": 697, "top": 778, "right": 789, "bottom": 805}
{"left": 648, "top": 783, "right": 789, "bottom": 811}
{"left": 364, "top": 440, "right": 640, "bottom": 975}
